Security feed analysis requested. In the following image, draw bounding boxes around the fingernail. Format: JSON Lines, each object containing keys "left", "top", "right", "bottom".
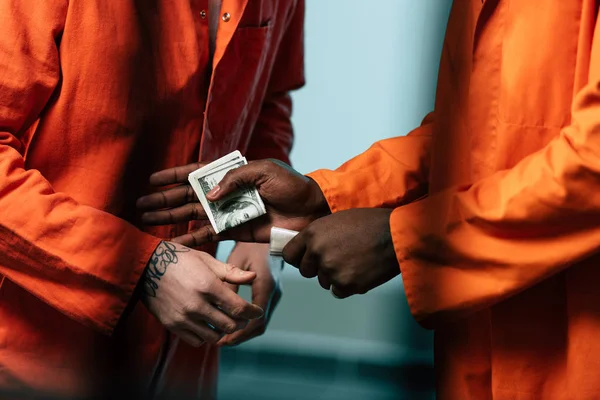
{"left": 207, "top": 185, "right": 220, "bottom": 197}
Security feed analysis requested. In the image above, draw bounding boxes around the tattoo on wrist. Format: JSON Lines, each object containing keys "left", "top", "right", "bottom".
{"left": 143, "top": 241, "right": 189, "bottom": 297}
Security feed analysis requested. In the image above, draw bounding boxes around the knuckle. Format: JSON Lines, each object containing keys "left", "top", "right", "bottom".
{"left": 163, "top": 319, "right": 176, "bottom": 329}
{"left": 305, "top": 250, "right": 321, "bottom": 266}
{"left": 311, "top": 241, "right": 325, "bottom": 255}
{"left": 172, "top": 168, "right": 180, "bottom": 184}
{"left": 319, "top": 256, "right": 334, "bottom": 271}
{"left": 186, "top": 185, "right": 196, "bottom": 202}
{"left": 262, "top": 159, "right": 275, "bottom": 171}
{"left": 198, "top": 226, "right": 213, "bottom": 244}
{"left": 181, "top": 302, "right": 199, "bottom": 317}
{"left": 167, "top": 314, "right": 186, "bottom": 329}
{"left": 264, "top": 158, "right": 279, "bottom": 169}
{"left": 224, "top": 323, "right": 237, "bottom": 334}
{"left": 190, "top": 204, "right": 199, "bottom": 220}
{"left": 222, "top": 169, "right": 236, "bottom": 184}
{"left": 222, "top": 169, "right": 233, "bottom": 179}
{"left": 167, "top": 210, "right": 175, "bottom": 224}
{"left": 232, "top": 179, "right": 245, "bottom": 190}
{"left": 304, "top": 227, "right": 317, "bottom": 241}
{"left": 224, "top": 263, "right": 236, "bottom": 277}
{"left": 196, "top": 278, "right": 213, "bottom": 294}
{"left": 192, "top": 232, "right": 201, "bottom": 248}
{"left": 189, "top": 226, "right": 213, "bottom": 247}
{"left": 229, "top": 304, "right": 246, "bottom": 318}
{"left": 159, "top": 191, "right": 169, "bottom": 207}
{"left": 308, "top": 239, "right": 326, "bottom": 256}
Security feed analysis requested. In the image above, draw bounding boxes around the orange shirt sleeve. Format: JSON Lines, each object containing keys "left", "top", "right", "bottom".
{"left": 245, "top": 0, "right": 305, "bottom": 164}
{"left": 0, "top": 0, "right": 161, "bottom": 335}
{"left": 308, "top": 114, "right": 433, "bottom": 211}
{"left": 392, "top": 23, "right": 600, "bottom": 329}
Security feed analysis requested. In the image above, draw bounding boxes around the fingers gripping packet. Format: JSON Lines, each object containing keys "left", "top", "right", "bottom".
{"left": 188, "top": 151, "right": 266, "bottom": 234}
{"left": 269, "top": 227, "right": 299, "bottom": 256}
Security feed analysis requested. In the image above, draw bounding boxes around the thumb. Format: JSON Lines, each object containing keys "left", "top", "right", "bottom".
{"left": 206, "top": 162, "right": 266, "bottom": 201}
{"left": 282, "top": 231, "right": 307, "bottom": 268}
{"left": 210, "top": 261, "right": 257, "bottom": 285}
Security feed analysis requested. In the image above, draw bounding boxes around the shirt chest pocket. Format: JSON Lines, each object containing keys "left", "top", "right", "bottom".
{"left": 498, "top": 0, "right": 579, "bottom": 129}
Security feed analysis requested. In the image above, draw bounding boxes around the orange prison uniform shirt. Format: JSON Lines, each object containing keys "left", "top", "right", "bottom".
{"left": 310, "top": 1, "right": 600, "bottom": 399}
{"left": 0, "top": 0, "right": 304, "bottom": 398}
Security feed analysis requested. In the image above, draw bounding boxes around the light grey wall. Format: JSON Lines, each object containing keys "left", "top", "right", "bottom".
{"left": 217, "top": 0, "right": 453, "bottom": 363}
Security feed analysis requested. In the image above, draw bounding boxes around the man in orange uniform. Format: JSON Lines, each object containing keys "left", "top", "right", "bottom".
{"left": 0, "top": 0, "right": 304, "bottom": 398}
{"left": 139, "top": 1, "right": 600, "bottom": 398}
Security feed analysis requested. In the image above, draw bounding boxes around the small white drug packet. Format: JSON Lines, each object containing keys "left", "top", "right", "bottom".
{"left": 269, "top": 227, "right": 299, "bottom": 256}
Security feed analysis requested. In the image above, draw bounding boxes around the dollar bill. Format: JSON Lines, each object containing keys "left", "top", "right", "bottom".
{"left": 188, "top": 152, "right": 266, "bottom": 234}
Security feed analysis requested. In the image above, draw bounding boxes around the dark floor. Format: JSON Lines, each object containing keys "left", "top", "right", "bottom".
{"left": 217, "top": 347, "right": 435, "bottom": 400}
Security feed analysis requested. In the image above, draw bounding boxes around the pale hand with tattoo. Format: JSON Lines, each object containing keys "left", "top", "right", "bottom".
{"left": 141, "top": 241, "right": 264, "bottom": 347}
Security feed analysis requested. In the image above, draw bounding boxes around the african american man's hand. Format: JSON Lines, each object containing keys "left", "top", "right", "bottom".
{"left": 282, "top": 208, "right": 400, "bottom": 298}
{"left": 136, "top": 159, "right": 330, "bottom": 247}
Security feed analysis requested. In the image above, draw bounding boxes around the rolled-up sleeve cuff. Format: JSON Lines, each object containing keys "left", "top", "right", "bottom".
{"left": 389, "top": 203, "right": 434, "bottom": 330}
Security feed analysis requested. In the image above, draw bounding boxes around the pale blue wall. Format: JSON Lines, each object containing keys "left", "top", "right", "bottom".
{"left": 290, "top": 0, "right": 451, "bottom": 173}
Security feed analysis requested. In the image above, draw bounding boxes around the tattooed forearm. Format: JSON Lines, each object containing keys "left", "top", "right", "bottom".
{"left": 143, "top": 241, "right": 189, "bottom": 297}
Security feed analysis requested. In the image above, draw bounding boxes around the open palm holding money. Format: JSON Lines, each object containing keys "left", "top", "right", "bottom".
{"left": 137, "top": 155, "right": 331, "bottom": 247}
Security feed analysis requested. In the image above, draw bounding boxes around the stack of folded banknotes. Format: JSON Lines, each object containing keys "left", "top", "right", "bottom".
{"left": 188, "top": 151, "right": 299, "bottom": 255}
{"left": 188, "top": 151, "right": 266, "bottom": 234}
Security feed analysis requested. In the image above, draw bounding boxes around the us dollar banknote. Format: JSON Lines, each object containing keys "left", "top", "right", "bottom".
{"left": 188, "top": 152, "right": 266, "bottom": 233}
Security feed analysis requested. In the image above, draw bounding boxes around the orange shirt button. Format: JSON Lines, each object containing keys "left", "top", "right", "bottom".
{"left": 222, "top": 12, "right": 231, "bottom": 22}
{"left": 200, "top": 9, "right": 206, "bottom": 19}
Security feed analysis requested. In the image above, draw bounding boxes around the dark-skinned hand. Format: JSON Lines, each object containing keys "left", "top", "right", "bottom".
{"left": 282, "top": 208, "right": 401, "bottom": 299}
{"left": 136, "top": 159, "right": 331, "bottom": 247}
